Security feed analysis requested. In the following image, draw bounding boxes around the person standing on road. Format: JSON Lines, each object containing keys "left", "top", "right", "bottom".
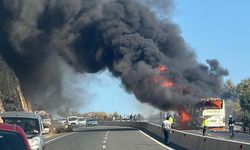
{"left": 202, "top": 117, "right": 208, "bottom": 136}
{"left": 228, "top": 115, "right": 235, "bottom": 139}
{"left": 162, "top": 116, "right": 171, "bottom": 145}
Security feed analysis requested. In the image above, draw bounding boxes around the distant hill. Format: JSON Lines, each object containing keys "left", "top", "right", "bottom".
{"left": 0, "top": 54, "right": 31, "bottom": 112}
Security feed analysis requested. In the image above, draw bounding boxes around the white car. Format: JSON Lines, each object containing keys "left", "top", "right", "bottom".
{"left": 1, "top": 112, "right": 45, "bottom": 150}
{"left": 77, "top": 117, "right": 86, "bottom": 126}
{"left": 86, "top": 119, "right": 98, "bottom": 126}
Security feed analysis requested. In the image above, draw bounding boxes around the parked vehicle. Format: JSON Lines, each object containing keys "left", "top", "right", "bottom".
{"left": 1, "top": 112, "right": 45, "bottom": 150}
{"left": 86, "top": 119, "right": 98, "bottom": 126}
{"left": 77, "top": 117, "right": 86, "bottom": 126}
{"left": 0, "top": 123, "right": 31, "bottom": 150}
{"left": 60, "top": 118, "right": 67, "bottom": 124}
{"left": 67, "top": 116, "right": 78, "bottom": 126}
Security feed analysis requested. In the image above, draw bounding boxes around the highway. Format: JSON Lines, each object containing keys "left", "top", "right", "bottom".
{"left": 45, "top": 126, "right": 172, "bottom": 150}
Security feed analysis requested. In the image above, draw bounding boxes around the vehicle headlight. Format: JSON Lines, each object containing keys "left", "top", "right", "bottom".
{"left": 30, "top": 137, "right": 41, "bottom": 149}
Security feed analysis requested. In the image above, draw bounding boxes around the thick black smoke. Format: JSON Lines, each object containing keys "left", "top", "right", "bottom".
{"left": 0, "top": 0, "right": 228, "bottom": 111}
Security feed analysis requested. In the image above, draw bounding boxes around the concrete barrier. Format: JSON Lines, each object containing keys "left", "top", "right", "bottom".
{"left": 98, "top": 121, "right": 250, "bottom": 150}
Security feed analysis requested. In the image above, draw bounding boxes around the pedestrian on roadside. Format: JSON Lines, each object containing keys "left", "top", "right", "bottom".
{"left": 228, "top": 115, "right": 235, "bottom": 139}
{"left": 162, "top": 116, "right": 171, "bottom": 145}
{"left": 202, "top": 117, "right": 208, "bottom": 136}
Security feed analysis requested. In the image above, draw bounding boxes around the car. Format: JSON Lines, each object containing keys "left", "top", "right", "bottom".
{"left": 1, "top": 112, "right": 45, "bottom": 150}
{"left": 0, "top": 123, "right": 31, "bottom": 150}
{"left": 86, "top": 119, "right": 98, "bottom": 126}
{"left": 67, "top": 116, "right": 78, "bottom": 126}
{"left": 77, "top": 117, "right": 86, "bottom": 126}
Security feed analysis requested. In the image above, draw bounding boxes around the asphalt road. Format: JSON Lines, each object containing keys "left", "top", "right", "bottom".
{"left": 45, "top": 126, "right": 172, "bottom": 150}
{"left": 185, "top": 130, "right": 250, "bottom": 143}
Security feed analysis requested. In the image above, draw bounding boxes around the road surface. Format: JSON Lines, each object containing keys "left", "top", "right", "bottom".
{"left": 185, "top": 130, "right": 250, "bottom": 143}
{"left": 147, "top": 121, "right": 250, "bottom": 143}
{"left": 45, "top": 126, "right": 172, "bottom": 150}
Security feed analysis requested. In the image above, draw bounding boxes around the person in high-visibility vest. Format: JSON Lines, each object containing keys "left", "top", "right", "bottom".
{"left": 168, "top": 115, "right": 174, "bottom": 128}
{"left": 202, "top": 117, "right": 209, "bottom": 136}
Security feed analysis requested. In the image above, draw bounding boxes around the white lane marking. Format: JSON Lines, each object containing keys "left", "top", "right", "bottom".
{"left": 102, "top": 145, "right": 106, "bottom": 149}
{"left": 104, "top": 137, "right": 107, "bottom": 140}
{"left": 139, "top": 130, "right": 174, "bottom": 150}
{"left": 103, "top": 140, "right": 106, "bottom": 143}
{"left": 45, "top": 133, "right": 75, "bottom": 144}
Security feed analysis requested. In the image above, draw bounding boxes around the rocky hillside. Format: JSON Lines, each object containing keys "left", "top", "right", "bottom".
{"left": 0, "top": 54, "right": 31, "bottom": 112}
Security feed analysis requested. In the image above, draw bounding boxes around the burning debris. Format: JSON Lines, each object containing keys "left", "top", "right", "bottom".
{"left": 0, "top": 0, "right": 228, "bottom": 111}
{"left": 178, "top": 110, "right": 192, "bottom": 123}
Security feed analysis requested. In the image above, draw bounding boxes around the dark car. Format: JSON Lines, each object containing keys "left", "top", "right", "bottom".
{"left": 0, "top": 123, "right": 31, "bottom": 150}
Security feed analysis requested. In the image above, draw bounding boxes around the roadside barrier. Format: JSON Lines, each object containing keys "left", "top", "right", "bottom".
{"left": 98, "top": 121, "right": 250, "bottom": 150}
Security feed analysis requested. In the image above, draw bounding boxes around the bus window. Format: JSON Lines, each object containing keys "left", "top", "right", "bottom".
{"left": 203, "top": 100, "right": 223, "bottom": 109}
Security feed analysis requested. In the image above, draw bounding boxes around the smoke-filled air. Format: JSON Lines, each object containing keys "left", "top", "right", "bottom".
{"left": 0, "top": 0, "right": 228, "bottom": 111}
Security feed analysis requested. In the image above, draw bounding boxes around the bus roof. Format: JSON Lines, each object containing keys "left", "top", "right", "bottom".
{"left": 201, "top": 98, "right": 222, "bottom": 101}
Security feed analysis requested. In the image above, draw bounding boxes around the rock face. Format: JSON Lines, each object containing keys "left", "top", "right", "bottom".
{"left": 0, "top": 54, "right": 31, "bottom": 112}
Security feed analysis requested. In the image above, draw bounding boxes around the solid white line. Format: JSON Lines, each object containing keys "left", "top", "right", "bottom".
{"left": 45, "top": 133, "right": 75, "bottom": 144}
{"left": 139, "top": 130, "right": 174, "bottom": 150}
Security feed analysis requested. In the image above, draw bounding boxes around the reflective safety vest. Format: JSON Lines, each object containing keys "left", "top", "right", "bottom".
{"left": 169, "top": 116, "right": 174, "bottom": 125}
{"left": 202, "top": 119, "right": 209, "bottom": 127}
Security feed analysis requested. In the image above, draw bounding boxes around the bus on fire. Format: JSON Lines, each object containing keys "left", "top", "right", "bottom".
{"left": 200, "top": 98, "right": 225, "bottom": 128}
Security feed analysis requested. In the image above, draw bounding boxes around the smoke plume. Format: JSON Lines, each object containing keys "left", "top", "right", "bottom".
{"left": 0, "top": 0, "right": 228, "bottom": 111}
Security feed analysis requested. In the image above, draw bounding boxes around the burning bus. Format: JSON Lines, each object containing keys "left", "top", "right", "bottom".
{"left": 200, "top": 98, "right": 225, "bottom": 128}
{"left": 167, "top": 98, "right": 225, "bottom": 129}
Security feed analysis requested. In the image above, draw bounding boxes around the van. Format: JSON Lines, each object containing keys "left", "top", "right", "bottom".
{"left": 1, "top": 112, "right": 45, "bottom": 150}
{"left": 67, "top": 116, "right": 78, "bottom": 126}
{"left": 77, "top": 117, "right": 86, "bottom": 126}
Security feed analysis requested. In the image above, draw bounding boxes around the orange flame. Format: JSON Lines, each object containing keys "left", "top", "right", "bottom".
{"left": 156, "top": 64, "right": 168, "bottom": 73}
{"left": 161, "top": 80, "right": 174, "bottom": 88}
{"left": 178, "top": 110, "right": 191, "bottom": 123}
{"left": 212, "top": 100, "right": 222, "bottom": 109}
{"left": 151, "top": 64, "right": 174, "bottom": 88}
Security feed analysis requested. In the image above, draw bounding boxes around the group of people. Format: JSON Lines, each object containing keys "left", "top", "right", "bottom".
{"left": 202, "top": 115, "right": 236, "bottom": 138}
{"left": 162, "top": 114, "right": 236, "bottom": 146}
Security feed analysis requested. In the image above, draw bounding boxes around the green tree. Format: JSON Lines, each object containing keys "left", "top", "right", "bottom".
{"left": 221, "top": 79, "right": 238, "bottom": 101}
{"left": 225, "top": 100, "right": 242, "bottom": 121}
{"left": 237, "top": 78, "right": 250, "bottom": 127}
{"left": 112, "top": 112, "right": 120, "bottom": 119}
{"left": 237, "top": 78, "right": 250, "bottom": 114}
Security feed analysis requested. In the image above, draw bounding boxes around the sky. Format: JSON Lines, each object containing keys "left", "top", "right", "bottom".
{"left": 80, "top": 0, "right": 250, "bottom": 115}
